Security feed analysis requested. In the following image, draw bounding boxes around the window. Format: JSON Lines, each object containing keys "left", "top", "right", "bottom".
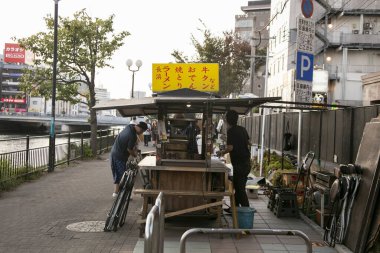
{"left": 32, "top": 101, "right": 38, "bottom": 105}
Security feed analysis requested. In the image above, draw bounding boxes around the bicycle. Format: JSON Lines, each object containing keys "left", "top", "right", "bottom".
{"left": 104, "top": 154, "right": 141, "bottom": 232}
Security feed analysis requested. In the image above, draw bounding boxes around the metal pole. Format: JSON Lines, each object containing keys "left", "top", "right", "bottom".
{"left": 297, "top": 110, "right": 302, "bottom": 172}
{"left": 131, "top": 71, "right": 135, "bottom": 98}
{"left": 250, "top": 16, "right": 256, "bottom": 94}
{"left": 48, "top": 0, "right": 59, "bottom": 172}
{"left": 67, "top": 132, "right": 71, "bottom": 165}
{"left": 259, "top": 109, "right": 266, "bottom": 177}
{"left": 264, "top": 47, "right": 269, "bottom": 97}
{"left": 81, "top": 130, "right": 84, "bottom": 159}
{"left": 26, "top": 135, "right": 30, "bottom": 174}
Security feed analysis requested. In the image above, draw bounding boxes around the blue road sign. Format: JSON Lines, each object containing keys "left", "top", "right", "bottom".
{"left": 301, "top": 0, "right": 314, "bottom": 18}
{"left": 296, "top": 51, "right": 314, "bottom": 82}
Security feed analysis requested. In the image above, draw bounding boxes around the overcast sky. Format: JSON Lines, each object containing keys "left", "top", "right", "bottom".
{"left": 0, "top": 0, "right": 248, "bottom": 99}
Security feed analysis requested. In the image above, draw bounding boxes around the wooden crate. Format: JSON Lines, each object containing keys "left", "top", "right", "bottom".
{"left": 282, "top": 172, "right": 304, "bottom": 188}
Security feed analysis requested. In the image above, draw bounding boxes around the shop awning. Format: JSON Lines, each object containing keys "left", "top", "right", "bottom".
{"left": 93, "top": 89, "right": 281, "bottom": 117}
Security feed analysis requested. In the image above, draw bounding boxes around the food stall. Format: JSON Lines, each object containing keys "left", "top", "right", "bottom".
{"left": 94, "top": 88, "right": 279, "bottom": 235}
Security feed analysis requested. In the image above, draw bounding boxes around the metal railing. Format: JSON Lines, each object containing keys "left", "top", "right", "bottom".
{"left": 0, "top": 128, "right": 121, "bottom": 184}
{"left": 179, "top": 228, "right": 312, "bottom": 253}
{"left": 0, "top": 112, "right": 129, "bottom": 125}
{"left": 144, "top": 192, "right": 165, "bottom": 253}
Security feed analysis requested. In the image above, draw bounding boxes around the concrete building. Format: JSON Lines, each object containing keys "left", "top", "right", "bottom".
{"left": 267, "top": 0, "right": 380, "bottom": 106}
{"left": 0, "top": 62, "right": 28, "bottom": 113}
{"left": 361, "top": 71, "right": 380, "bottom": 106}
{"left": 236, "top": 0, "right": 271, "bottom": 97}
{"left": 95, "top": 87, "right": 116, "bottom": 116}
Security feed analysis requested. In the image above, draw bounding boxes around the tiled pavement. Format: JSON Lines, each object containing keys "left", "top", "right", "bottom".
{"left": 0, "top": 146, "right": 350, "bottom": 253}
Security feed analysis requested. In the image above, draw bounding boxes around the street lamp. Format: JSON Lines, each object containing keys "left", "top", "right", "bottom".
{"left": 126, "top": 59, "right": 142, "bottom": 98}
{"left": 48, "top": 0, "right": 59, "bottom": 172}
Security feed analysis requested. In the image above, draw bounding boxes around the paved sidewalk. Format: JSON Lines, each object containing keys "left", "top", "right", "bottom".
{"left": 0, "top": 146, "right": 347, "bottom": 253}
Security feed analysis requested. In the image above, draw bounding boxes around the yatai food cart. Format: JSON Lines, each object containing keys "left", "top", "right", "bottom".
{"left": 94, "top": 88, "right": 279, "bottom": 235}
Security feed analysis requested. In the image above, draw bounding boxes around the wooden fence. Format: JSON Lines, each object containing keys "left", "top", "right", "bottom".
{"left": 240, "top": 105, "right": 380, "bottom": 165}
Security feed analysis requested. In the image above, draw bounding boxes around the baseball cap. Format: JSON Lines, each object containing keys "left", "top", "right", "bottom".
{"left": 136, "top": 121, "right": 148, "bottom": 132}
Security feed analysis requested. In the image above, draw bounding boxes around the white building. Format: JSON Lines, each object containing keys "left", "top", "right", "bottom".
{"left": 267, "top": 0, "right": 380, "bottom": 106}
{"left": 236, "top": 0, "right": 272, "bottom": 97}
{"left": 95, "top": 87, "right": 116, "bottom": 116}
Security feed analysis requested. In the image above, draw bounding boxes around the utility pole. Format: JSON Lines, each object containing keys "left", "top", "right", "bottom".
{"left": 48, "top": 0, "right": 59, "bottom": 172}
{"left": 250, "top": 16, "right": 257, "bottom": 94}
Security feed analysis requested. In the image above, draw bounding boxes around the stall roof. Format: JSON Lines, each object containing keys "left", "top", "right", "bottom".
{"left": 93, "top": 91, "right": 281, "bottom": 117}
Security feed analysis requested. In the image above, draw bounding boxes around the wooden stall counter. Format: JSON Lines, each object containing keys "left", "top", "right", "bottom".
{"left": 134, "top": 155, "right": 238, "bottom": 236}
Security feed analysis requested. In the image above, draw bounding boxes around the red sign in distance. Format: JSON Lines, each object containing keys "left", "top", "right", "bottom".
{"left": 4, "top": 43, "right": 26, "bottom": 63}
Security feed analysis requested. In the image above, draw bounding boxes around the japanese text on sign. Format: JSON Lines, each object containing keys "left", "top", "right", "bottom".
{"left": 297, "top": 17, "right": 315, "bottom": 53}
{"left": 4, "top": 43, "right": 25, "bottom": 63}
{"left": 295, "top": 81, "right": 313, "bottom": 104}
{"left": 152, "top": 63, "right": 219, "bottom": 92}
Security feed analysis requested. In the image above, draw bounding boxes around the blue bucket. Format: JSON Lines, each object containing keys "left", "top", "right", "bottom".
{"left": 237, "top": 207, "right": 256, "bottom": 229}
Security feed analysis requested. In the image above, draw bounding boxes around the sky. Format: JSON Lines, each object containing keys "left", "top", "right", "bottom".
{"left": 0, "top": 0, "right": 249, "bottom": 99}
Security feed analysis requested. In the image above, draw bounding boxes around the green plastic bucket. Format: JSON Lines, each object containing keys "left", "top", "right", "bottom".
{"left": 237, "top": 207, "right": 256, "bottom": 229}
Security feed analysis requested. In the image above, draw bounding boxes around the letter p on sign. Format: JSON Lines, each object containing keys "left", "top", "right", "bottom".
{"left": 296, "top": 51, "right": 314, "bottom": 82}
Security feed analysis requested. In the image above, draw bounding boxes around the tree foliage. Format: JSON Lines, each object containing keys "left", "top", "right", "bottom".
{"left": 16, "top": 9, "right": 130, "bottom": 155}
{"left": 171, "top": 23, "right": 253, "bottom": 97}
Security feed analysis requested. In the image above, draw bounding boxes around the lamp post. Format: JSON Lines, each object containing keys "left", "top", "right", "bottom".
{"left": 126, "top": 59, "right": 142, "bottom": 98}
{"left": 48, "top": 0, "right": 59, "bottom": 172}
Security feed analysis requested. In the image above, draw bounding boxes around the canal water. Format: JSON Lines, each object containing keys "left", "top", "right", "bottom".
{"left": 0, "top": 133, "right": 81, "bottom": 154}
{"left": 0, "top": 127, "right": 122, "bottom": 154}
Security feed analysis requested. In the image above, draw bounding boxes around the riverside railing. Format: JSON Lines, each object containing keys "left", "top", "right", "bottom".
{"left": 0, "top": 128, "right": 121, "bottom": 184}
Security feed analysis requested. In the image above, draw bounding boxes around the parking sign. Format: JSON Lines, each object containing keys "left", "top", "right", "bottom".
{"left": 296, "top": 51, "right": 314, "bottom": 82}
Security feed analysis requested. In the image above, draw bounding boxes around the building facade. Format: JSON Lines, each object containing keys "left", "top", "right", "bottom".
{"left": 236, "top": 0, "right": 271, "bottom": 97}
{"left": 0, "top": 62, "right": 28, "bottom": 113}
{"left": 361, "top": 71, "right": 380, "bottom": 106}
{"left": 267, "top": 0, "right": 380, "bottom": 106}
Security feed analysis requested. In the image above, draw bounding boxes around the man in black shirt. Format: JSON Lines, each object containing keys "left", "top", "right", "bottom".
{"left": 218, "top": 110, "right": 251, "bottom": 208}
{"left": 110, "top": 121, "right": 148, "bottom": 198}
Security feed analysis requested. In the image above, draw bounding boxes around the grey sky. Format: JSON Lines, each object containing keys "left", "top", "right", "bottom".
{"left": 1, "top": 0, "right": 248, "bottom": 98}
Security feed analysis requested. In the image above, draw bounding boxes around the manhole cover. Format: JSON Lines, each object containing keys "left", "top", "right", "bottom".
{"left": 66, "top": 221, "right": 105, "bottom": 232}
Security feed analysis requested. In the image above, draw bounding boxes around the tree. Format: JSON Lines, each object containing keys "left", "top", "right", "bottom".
{"left": 17, "top": 9, "right": 130, "bottom": 156}
{"left": 172, "top": 23, "right": 256, "bottom": 97}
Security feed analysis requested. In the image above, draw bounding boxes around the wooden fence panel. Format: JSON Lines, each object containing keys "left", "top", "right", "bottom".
{"left": 335, "top": 109, "right": 352, "bottom": 164}
{"left": 309, "top": 111, "right": 322, "bottom": 159}
{"left": 247, "top": 105, "right": 378, "bottom": 164}
{"left": 247, "top": 116, "right": 252, "bottom": 141}
{"left": 289, "top": 112, "right": 298, "bottom": 155}
{"left": 276, "top": 114, "right": 284, "bottom": 151}
{"left": 252, "top": 116, "right": 260, "bottom": 144}
{"left": 269, "top": 114, "right": 277, "bottom": 150}
{"left": 319, "top": 110, "right": 336, "bottom": 162}
{"left": 320, "top": 112, "right": 329, "bottom": 161}
{"left": 264, "top": 114, "right": 270, "bottom": 147}
{"left": 327, "top": 110, "right": 336, "bottom": 163}
{"left": 352, "top": 107, "right": 366, "bottom": 162}
{"left": 301, "top": 111, "right": 311, "bottom": 157}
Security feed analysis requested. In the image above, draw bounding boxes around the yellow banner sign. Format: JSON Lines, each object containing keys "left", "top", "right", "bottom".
{"left": 152, "top": 63, "right": 219, "bottom": 92}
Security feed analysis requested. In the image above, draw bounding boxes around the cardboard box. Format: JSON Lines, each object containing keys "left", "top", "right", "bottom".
{"left": 316, "top": 208, "right": 332, "bottom": 227}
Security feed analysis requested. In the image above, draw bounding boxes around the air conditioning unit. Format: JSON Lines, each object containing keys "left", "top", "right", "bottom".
{"left": 364, "top": 23, "right": 371, "bottom": 29}
{"left": 352, "top": 30, "right": 359, "bottom": 34}
{"left": 364, "top": 30, "right": 373, "bottom": 34}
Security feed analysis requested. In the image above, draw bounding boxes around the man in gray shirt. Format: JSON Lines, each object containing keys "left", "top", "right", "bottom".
{"left": 110, "top": 121, "right": 148, "bottom": 198}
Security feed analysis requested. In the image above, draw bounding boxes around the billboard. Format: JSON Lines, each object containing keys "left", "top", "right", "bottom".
{"left": 152, "top": 63, "right": 219, "bottom": 92}
{"left": 4, "top": 43, "right": 25, "bottom": 63}
{"left": 1, "top": 98, "right": 26, "bottom": 103}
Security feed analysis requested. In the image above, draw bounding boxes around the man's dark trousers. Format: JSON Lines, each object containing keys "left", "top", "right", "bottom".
{"left": 232, "top": 159, "right": 250, "bottom": 207}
